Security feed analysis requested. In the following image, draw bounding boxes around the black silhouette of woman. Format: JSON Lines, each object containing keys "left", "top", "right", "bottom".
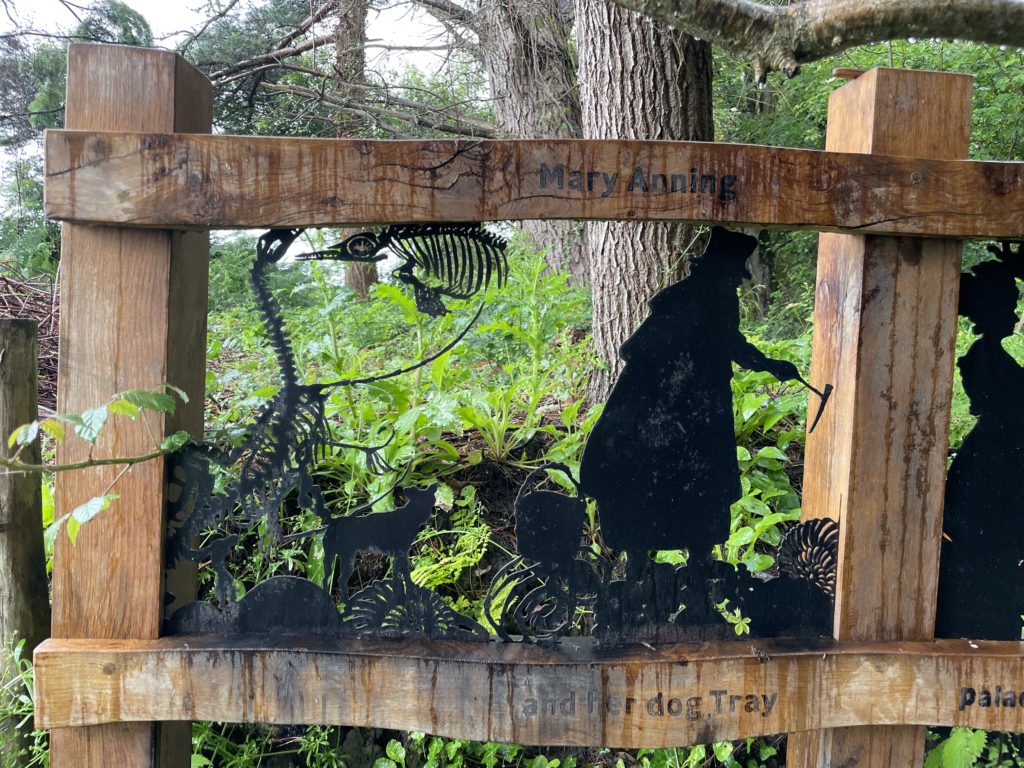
{"left": 936, "top": 243, "right": 1024, "bottom": 640}
{"left": 580, "top": 227, "right": 827, "bottom": 585}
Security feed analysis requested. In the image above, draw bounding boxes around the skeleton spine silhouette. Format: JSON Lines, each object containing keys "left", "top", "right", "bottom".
{"left": 579, "top": 227, "right": 825, "bottom": 584}
{"left": 936, "top": 241, "right": 1024, "bottom": 640}
{"left": 168, "top": 225, "right": 507, "bottom": 624}
{"left": 169, "top": 229, "right": 339, "bottom": 605}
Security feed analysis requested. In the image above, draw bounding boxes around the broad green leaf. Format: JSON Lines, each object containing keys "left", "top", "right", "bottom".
{"left": 385, "top": 739, "right": 406, "bottom": 765}
{"left": 728, "top": 526, "right": 755, "bottom": 548}
{"left": 755, "top": 446, "right": 789, "bottom": 462}
{"left": 394, "top": 405, "right": 426, "bottom": 433}
{"left": 71, "top": 493, "right": 118, "bottom": 526}
{"left": 943, "top": 728, "right": 987, "bottom": 768}
{"left": 652, "top": 549, "right": 687, "bottom": 566}
{"left": 119, "top": 389, "right": 175, "bottom": 414}
{"left": 74, "top": 406, "right": 108, "bottom": 443}
{"left": 433, "top": 483, "right": 455, "bottom": 511}
{"left": 39, "top": 418, "right": 66, "bottom": 442}
{"left": 59, "top": 494, "right": 119, "bottom": 545}
{"left": 712, "top": 742, "right": 734, "bottom": 761}
{"left": 743, "top": 552, "right": 775, "bottom": 572}
{"left": 44, "top": 513, "right": 68, "bottom": 552}
{"left": 160, "top": 431, "right": 190, "bottom": 452}
{"left": 7, "top": 421, "right": 38, "bottom": 449}
{"left": 430, "top": 439, "right": 460, "bottom": 460}
{"left": 923, "top": 743, "right": 944, "bottom": 768}
{"left": 66, "top": 516, "right": 81, "bottom": 545}
{"left": 161, "top": 383, "right": 189, "bottom": 404}
{"left": 371, "top": 759, "right": 397, "bottom": 768}
{"left": 108, "top": 399, "right": 141, "bottom": 419}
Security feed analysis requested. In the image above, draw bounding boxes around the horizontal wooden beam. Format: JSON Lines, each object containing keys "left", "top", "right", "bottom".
{"left": 35, "top": 635, "right": 1024, "bottom": 747}
{"left": 45, "top": 131, "right": 1024, "bottom": 237}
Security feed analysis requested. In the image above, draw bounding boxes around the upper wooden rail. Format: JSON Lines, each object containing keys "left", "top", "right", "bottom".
{"left": 35, "top": 635, "right": 1024, "bottom": 748}
{"left": 45, "top": 131, "right": 1024, "bottom": 237}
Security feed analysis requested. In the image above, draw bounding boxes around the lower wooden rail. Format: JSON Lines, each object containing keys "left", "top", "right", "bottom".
{"left": 35, "top": 636, "right": 1024, "bottom": 748}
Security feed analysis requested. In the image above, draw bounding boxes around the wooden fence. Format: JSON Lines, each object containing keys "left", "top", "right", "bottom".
{"left": 32, "top": 44, "right": 1024, "bottom": 768}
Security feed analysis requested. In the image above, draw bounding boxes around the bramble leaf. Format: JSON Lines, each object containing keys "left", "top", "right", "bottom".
{"left": 160, "top": 431, "right": 190, "bottom": 452}
{"left": 74, "top": 406, "right": 108, "bottom": 443}
{"left": 108, "top": 399, "right": 141, "bottom": 419}
{"left": 7, "top": 421, "right": 38, "bottom": 449}
{"left": 119, "top": 389, "right": 176, "bottom": 414}
{"left": 39, "top": 418, "right": 65, "bottom": 442}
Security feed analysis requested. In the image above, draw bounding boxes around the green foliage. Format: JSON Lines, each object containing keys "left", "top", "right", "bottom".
{"left": 0, "top": 36, "right": 40, "bottom": 147}
{"left": 0, "top": 639, "right": 48, "bottom": 766}
{"left": 185, "top": 0, "right": 338, "bottom": 136}
{"left": 181, "top": 227, "right": 823, "bottom": 763}
{"left": 926, "top": 729, "right": 991, "bottom": 768}
{"left": 73, "top": 1, "right": 154, "bottom": 46}
{"left": 722, "top": 334, "right": 810, "bottom": 573}
{"left": 7, "top": 384, "right": 190, "bottom": 550}
{"left": 22, "top": 43, "right": 67, "bottom": 132}
{"left": 0, "top": 156, "right": 60, "bottom": 277}
{"left": 4, "top": 2, "right": 155, "bottom": 139}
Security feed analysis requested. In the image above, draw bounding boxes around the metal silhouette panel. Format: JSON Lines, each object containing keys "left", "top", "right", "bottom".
{"left": 936, "top": 241, "right": 1024, "bottom": 641}
{"left": 167, "top": 225, "right": 837, "bottom": 643}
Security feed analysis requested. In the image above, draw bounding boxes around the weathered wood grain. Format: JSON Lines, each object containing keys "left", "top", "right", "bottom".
{"left": 791, "top": 67, "right": 972, "bottom": 768}
{"left": 50, "top": 44, "right": 211, "bottom": 768}
{"left": 33, "top": 635, "right": 1024, "bottom": 747}
{"left": 44, "top": 129, "right": 1024, "bottom": 237}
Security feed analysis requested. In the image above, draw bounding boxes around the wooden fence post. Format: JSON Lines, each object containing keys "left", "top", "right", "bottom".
{"left": 788, "top": 68, "right": 972, "bottom": 766}
{"left": 49, "top": 45, "right": 211, "bottom": 768}
{"left": 0, "top": 319, "right": 50, "bottom": 765}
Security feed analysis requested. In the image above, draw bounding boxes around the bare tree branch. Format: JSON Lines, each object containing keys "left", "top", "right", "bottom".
{"left": 606, "top": 0, "right": 1024, "bottom": 79}
{"left": 407, "top": 0, "right": 482, "bottom": 57}
{"left": 179, "top": 0, "right": 244, "bottom": 54}
{"left": 275, "top": 0, "right": 339, "bottom": 50}
{"left": 413, "top": 0, "right": 477, "bottom": 29}
{"left": 209, "top": 33, "right": 335, "bottom": 82}
{"left": 260, "top": 80, "right": 496, "bottom": 137}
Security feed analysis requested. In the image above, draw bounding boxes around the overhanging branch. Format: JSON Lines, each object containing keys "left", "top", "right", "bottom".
{"left": 260, "top": 81, "right": 496, "bottom": 137}
{"left": 607, "top": 0, "right": 1024, "bottom": 79}
{"left": 209, "top": 34, "right": 335, "bottom": 83}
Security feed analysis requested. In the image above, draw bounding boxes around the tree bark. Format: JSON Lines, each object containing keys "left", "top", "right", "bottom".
{"left": 576, "top": 0, "right": 713, "bottom": 399}
{"left": 478, "top": 0, "right": 587, "bottom": 282}
{"left": 606, "top": 0, "right": 1024, "bottom": 80}
{"left": 0, "top": 319, "right": 50, "bottom": 765}
{"left": 334, "top": 0, "right": 378, "bottom": 299}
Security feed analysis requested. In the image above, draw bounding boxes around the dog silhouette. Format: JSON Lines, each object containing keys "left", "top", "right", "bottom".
{"left": 322, "top": 484, "right": 437, "bottom": 599}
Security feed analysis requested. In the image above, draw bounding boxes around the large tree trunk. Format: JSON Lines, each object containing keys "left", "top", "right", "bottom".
{"left": 576, "top": 0, "right": 713, "bottom": 399}
{"left": 334, "top": 0, "right": 378, "bottom": 298}
{"left": 479, "top": 0, "right": 587, "bottom": 282}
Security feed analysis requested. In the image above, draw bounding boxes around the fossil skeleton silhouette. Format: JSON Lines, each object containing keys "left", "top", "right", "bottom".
{"left": 298, "top": 224, "right": 509, "bottom": 318}
{"left": 168, "top": 225, "right": 508, "bottom": 608}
